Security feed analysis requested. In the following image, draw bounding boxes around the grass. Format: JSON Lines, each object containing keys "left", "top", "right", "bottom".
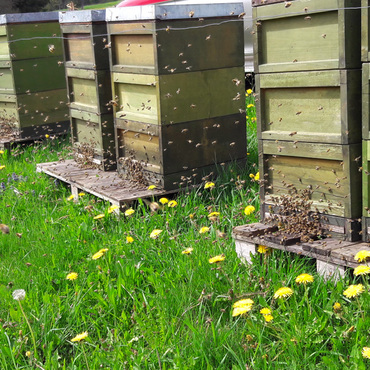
{"left": 0, "top": 95, "right": 369, "bottom": 369}
{"left": 83, "top": 1, "right": 121, "bottom": 9}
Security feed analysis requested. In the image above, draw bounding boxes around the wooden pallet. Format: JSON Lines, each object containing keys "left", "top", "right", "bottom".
{"left": 36, "top": 159, "right": 180, "bottom": 209}
{"left": 232, "top": 223, "right": 370, "bottom": 281}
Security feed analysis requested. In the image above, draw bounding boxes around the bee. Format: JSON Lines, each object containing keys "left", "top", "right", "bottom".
{"left": 0, "top": 224, "right": 9, "bottom": 234}
{"left": 189, "top": 10, "right": 195, "bottom": 17}
{"left": 48, "top": 44, "right": 55, "bottom": 53}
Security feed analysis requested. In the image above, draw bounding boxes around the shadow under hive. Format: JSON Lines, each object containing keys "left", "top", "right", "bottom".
{"left": 0, "top": 12, "right": 69, "bottom": 140}
{"left": 106, "top": 3, "right": 247, "bottom": 189}
{"left": 253, "top": 0, "right": 363, "bottom": 241}
{"left": 59, "top": 9, "right": 116, "bottom": 171}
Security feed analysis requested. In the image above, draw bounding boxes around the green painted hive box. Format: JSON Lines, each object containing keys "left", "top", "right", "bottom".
{"left": 259, "top": 139, "right": 362, "bottom": 240}
{"left": 106, "top": 4, "right": 247, "bottom": 189}
{"left": 253, "top": 0, "right": 361, "bottom": 73}
{"left": 361, "top": 0, "right": 370, "bottom": 62}
{"left": 0, "top": 12, "right": 69, "bottom": 139}
{"left": 59, "top": 10, "right": 116, "bottom": 170}
{"left": 257, "top": 69, "right": 362, "bottom": 145}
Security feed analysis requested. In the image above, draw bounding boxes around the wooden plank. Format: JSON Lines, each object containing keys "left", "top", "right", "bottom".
{"left": 301, "top": 239, "right": 359, "bottom": 256}
{"left": 0, "top": 35, "right": 9, "bottom": 59}
{"left": 233, "top": 223, "right": 279, "bottom": 238}
{"left": 331, "top": 242, "right": 370, "bottom": 263}
{"left": 0, "top": 68, "right": 15, "bottom": 93}
{"left": 63, "top": 32, "right": 94, "bottom": 65}
{"left": 66, "top": 68, "right": 96, "bottom": 80}
{"left": 363, "top": 63, "right": 370, "bottom": 139}
{"left": 362, "top": 0, "right": 370, "bottom": 62}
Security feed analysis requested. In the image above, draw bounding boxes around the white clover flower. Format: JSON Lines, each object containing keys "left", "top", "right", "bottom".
{"left": 12, "top": 289, "right": 26, "bottom": 301}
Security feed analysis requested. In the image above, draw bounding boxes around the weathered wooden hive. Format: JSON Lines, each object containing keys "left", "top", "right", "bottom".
{"left": 253, "top": 0, "right": 362, "bottom": 240}
{"left": 106, "top": 3, "right": 246, "bottom": 189}
{"left": 59, "top": 9, "right": 116, "bottom": 170}
{"left": 0, "top": 12, "right": 69, "bottom": 140}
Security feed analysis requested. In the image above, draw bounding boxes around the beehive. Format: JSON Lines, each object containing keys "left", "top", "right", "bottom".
{"left": 256, "top": 69, "right": 362, "bottom": 144}
{"left": 59, "top": 10, "right": 116, "bottom": 170}
{"left": 106, "top": 3, "right": 246, "bottom": 189}
{"left": 361, "top": 0, "right": 370, "bottom": 62}
{"left": 253, "top": 0, "right": 361, "bottom": 73}
{"left": 0, "top": 12, "right": 69, "bottom": 139}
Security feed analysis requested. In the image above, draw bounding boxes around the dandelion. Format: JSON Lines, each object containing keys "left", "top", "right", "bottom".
{"left": 295, "top": 273, "right": 314, "bottom": 285}
{"left": 260, "top": 307, "right": 272, "bottom": 315}
{"left": 66, "top": 272, "right": 78, "bottom": 281}
{"left": 199, "top": 226, "right": 210, "bottom": 234}
{"left": 71, "top": 331, "right": 88, "bottom": 342}
{"left": 189, "top": 213, "right": 194, "bottom": 219}
{"left": 45, "top": 134, "right": 50, "bottom": 138}
{"left": 208, "top": 212, "right": 220, "bottom": 218}
{"left": 233, "top": 299, "right": 254, "bottom": 308}
{"left": 0, "top": 150, "right": 4, "bottom": 154}
{"left": 78, "top": 192, "right": 85, "bottom": 196}
{"left": 274, "top": 287, "right": 294, "bottom": 299}
{"left": 204, "top": 181, "right": 215, "bottom": 189}
{"left": 25, "top": 351, "right": 31, "bottom": 357}
{"left": 354, "top": 265, "right": 370, "bottom": 276}
{"left": 108, "top": 205, "right": 119, "bottom": 213}
{"left": 362, "top": 347, "right": 370, "bottom": 359}
{"left": 12, "top": 289, "right": 26, "bottom": 301}
{"left": 244, "top": 205, "right": 255, "bottom": 216}
{"left": 182, "top": 247, "right": 193, "bottom": 255}
{"left": 246, "top": 89, "right": 253, "bottom": 95}
{"left": 124, "top": 208, "right": 135, "bottom": 216}
{"left": 148, "top": 185, "right": 156, "bottom": 190}
{"left": 0, "top": 165, "right": 6, "bottom": 170}
{"left": 150, "top": 229, "right": 162, "bottom": 239}
{"left": 333, "top": 302, "right": 341, "bottom": 312}
{"left": 263, "top": 314, "right": 274, "bottom": 322}
{"left": 257, "top": 245, "right": 270, "bottom": 254}
{"left": 249, "top": 173, "right": 255, "bottom": 179}
{"left": 209, "top": 254, "right": 225, "bottom": 264}
{"left": 343, "top": 284, "right": 365, "bottom": 298}
{"left": 159, "top": 197, "right": 169, "bottom": 205}
{"left": 247, "top": 104, "right": 254, "bottom": 108}
{"left": 232, "top": 299, "right": 254, "bottom": 317}
{"left": 67, "top": 194, "right": 75, "bottom": 201}
{"left": 354, "top": 250, "right": 370, "bottom": 262}
{"left": 126, "top": 236, "right": 134, "bottom": 243}
{"left": 255, "top": 172, "right": 260, "bottom": 181}
{"left": 168, "top": 200, "right": 177, "bottom": 207}
{"left": 92, "top": 248, "right": 108, "bottom": 260}
{"left": 93, "top": 214, "right": 105, "bottom": 220}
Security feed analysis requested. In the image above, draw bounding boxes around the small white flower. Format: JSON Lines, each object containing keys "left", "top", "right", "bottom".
{"left": 12, "top": 289, "right": 26, "bottom": 301}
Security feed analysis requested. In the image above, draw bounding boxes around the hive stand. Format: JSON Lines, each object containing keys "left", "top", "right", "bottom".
{"left": 233, "top": 223, "right": 370, "bottom": 281}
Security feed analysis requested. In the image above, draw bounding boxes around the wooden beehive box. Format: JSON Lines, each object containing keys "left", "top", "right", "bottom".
{"left": 256, "top": 69, "right": 362, "bottom": 144}
{"left": 106, "top": 4, "right": 247, "bottom": 189}
{"left": 361, "top": 0, "right": 370, "bottom": 62}
{"left": 0, "top": 12, "right": 69, "bottom": 140}
{"left": 253, "top": 0, "right": 361, "bottom": 73}
{"left": 59, "top": 10, "right": 116, "bottom": 170}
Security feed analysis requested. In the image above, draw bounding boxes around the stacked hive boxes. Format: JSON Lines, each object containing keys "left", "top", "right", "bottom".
{"left": 59, "top": 10, "right": 116, "bottom": 170}
{"left": 106, "top": 3, "right": 246, "bottom": 189}
{"left": 0, "top": 12, "right": 69, "bottom": 139}
{"left": 253, "top": 0, "right": 363, "bottom": 240}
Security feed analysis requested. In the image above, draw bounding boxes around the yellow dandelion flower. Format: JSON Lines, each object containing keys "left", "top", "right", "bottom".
{"left": 182, "top": 247, "right": 193, "bottom": 255}
{"left": 148, "top": 185, "right": 156, "bottom": 190}
{"left": 108, "top": 205, "right": 119, "bottom": 214}
{"left": 260, "top": 307, "right": 272, "bottom": 315}
{"left": 150, "top": 229, "right": 162, "bottom": 239}
{"left": 247, "top": 104, "right": 254, "bottom": 108}
{"left": 45, "top": 134, "right": 50, "bottom": 138}
{"left": 199, "top": 226, "right": 210, "bottom": 234}
{"left": 232, "top": 305, "right": 253, "bottom": 317}
{"left": 71, "top": 331, "right": 88, "bottom": 342}
{"left": 295, "top": 273, "right": 314, "bottom": 285}
{"left": 354, "top": 250, "right": 370, "bottom": 262}
{"left": 67, "top": 194, "right": 75, "bottom": 201}
{"left": 92, "top": 250, "right": 105, "bottom": 260}
{"left": 257, "top": 245, "right": 270, "bottom": 254}
{"left": 233, "top": 299, "right": 254, "bottom": 308}
{"left": 244, "top": 205, "right": 255, "bottom": 216}
{"left": 0, "top": 150, "right": 4, "bottom": 154}
{"left": 0, "top": 165, "right": 5, "bottom": 170}
{"left": 124, "top": 208, "right": 135, "bottom": 216}
{"left": 25, "top": 351, "right": 31, "bottom": 357}
{"left": 99, "top": 248, "right": 108, "bottom": 253}
{"left": 208, "top": 212, "right": 220, "bottom": 218}
{"left": 209, "top": 254, "right": 225, "bottom": 264}
{"left": 93, "top": 214, "right": 105, "bottom": 220}
{"left": 249, "top": 173, "right": 255, "bottom": 179}
{"left": 78, "top": 192, "right": 85, "bottom": 196}
{"left": 362, "top": 347, "right": 370, "bottom": 359}
{"left": 126, "top": 236, "right": 134, "bottom": 243}
{"left": 189, "top": 213, "right": 194, "bottom": 219}
{"left": 168, "top": 200, "right": 177, "bottom": 208}
{"left": 255, "top": 172, "right": 260, "bottom": 181}
{"left": 354, "top": 265, "right": 370, "bottom": 276}
{"left": 159, "top": 198, "right": 169, "bottom": 205}
{"left": 343, "top": 284, "right": 364, "bottom": 298}
{"left": 66, "top": 272, "right": 78, "bottom": 281}
{"left": 274, "top": 287, "right": 294, "bottom": 299}
{"left": 204, "top": 181, "right": 215, "bottom": 189}
{"left": 263, "top": 314, "right": 274, "bottom": 322}
{"left": 333, "top": 302, "right": 341, "bottom": 312}
{"left": 246, "top": 89, "right": 253, "bottom": 95}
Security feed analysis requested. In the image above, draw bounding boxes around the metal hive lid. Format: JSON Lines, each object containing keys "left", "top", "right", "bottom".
{"left": 59, "top": 9, "right": 106, "bottom": 24}
{"left": 105, "top": 2, "right": 244, "bottom": 21}
{"left": 0, "top": 11, "right": 59, "bottom": 25}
